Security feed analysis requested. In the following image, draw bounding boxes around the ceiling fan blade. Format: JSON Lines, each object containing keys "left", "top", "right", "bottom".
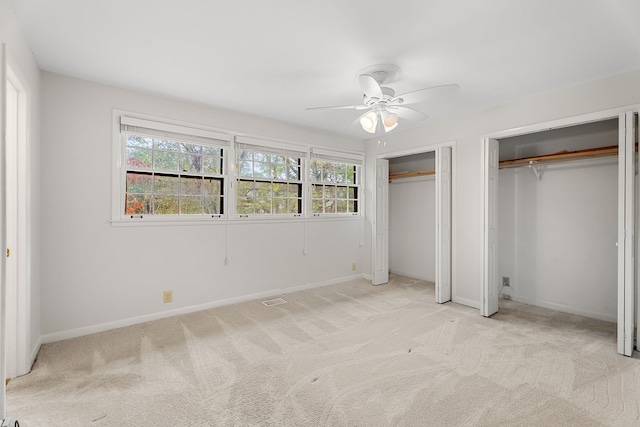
{"left": 392, "top": 84, "right": 459, "bottom": 105}
{"left": 358, "top": 74, "right": 383, "bottom": 99}
{"left": 306, "top": 104, "right": 367, "bottom": 111}
{"left": 388, "top": 105, "right": 429, "bottom": 121}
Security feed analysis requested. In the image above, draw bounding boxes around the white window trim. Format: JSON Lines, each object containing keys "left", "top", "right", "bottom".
{"left": 111, "top": 110, "right": 231, "bottom": 224}
{"left": 308, "top": 148, "right": 364, "bottom": 218}
{"left": 111, "top": 110, "right": 366, "bottom": 225}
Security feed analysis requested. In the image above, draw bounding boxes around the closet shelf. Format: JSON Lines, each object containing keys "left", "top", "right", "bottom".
{"left": 499, "top": 145, "right": 621, "bottom": 169}
{"left": 389, "top": 169, "right": 435, "bottom": 182}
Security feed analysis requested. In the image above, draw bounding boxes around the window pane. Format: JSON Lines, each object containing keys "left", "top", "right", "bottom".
{"left": 312, "top": 184, "right": 323, "bottom": 198}
{"left": 154, "top": 175, "right": 179, "bottom": 194}
{"left": 236, "top": 149, "right": 252, "bottom": 161}
{"left": 272, "top": 155, "right": 285, "bottom": 164}
{"left": 323, "top": 186, "right": 336, "bottom": 198}
{"left": 274, "top": 198, "right": 288, "bottom": 214}
{"left": 322, "top": 162, "right": 335, "bottom": 183}
{"left": 126, "top": 172, "right": 152, "bottom": 193}
{"left": 153, "top": 151, "right": 179, "bottom": 171}
{"left": 153, "top": 195, "right": 179, "bottom": 214}
{"left": 238, "top": 161, "right": 253, "bottom": 178}
{"left": 255, "top": 198, "right": 271, "bottom": 214}
{"left": 323, "top": 199, "right": 336, "bottom": 213}
{"left": 237, "top": 181, "right": 256, "bottom": 197}
{"left": 180, "top": 143, "right": 201, "bottom": 154}
{"left": 204, "top": 196, "right": 222, "bottom": 214}
{"left": 336, "top": 187, "right": 348, "bottom": 199}
{"left": 273, "top": 182, "right": 288, "bottom": 197}
{"left": 272, "top": 164, "right": 287, "bottom": 180}
{"left": 180, "top": 153, "right": 202, "bottom": 173}
{"left": 287, "top": 164, "right": 300, "bottom": 180}
{"left": 349, "top": 187, "right": 356, "bottom": 198}
{"left": 335, "top": 164, "right": 347, "bottom": 183}
{"left": 312, "top": 199, "right": 323, "bottom": 213}
{"left": 337, "top": 199, "right": 348, "bottom": 213}
{"left": 154, "top": 139, "right": 179, "bottom": 151}
{"left": 237, "top": 197, "right": 253, "bottom": 214}
{"left": 348, "top": 200, "right": 357, "bottom": 213}
{"left": 180, "top": 196, "right": 203, "bottom": 214}
{"left": 125, "top": 194, "right": 151, "bottom": 215}
{"left": 202, "top": 155, "right": 222, "bottom": 174}
{"left": 254, "top": 152, "right": 270, "bottom": 162}
{"left": 289, "top": 184, "right": 301, "bottom": 198}
{"left": 181, "top": 176, "right": 202, "bottom": 195}
{"left": 253, "top": 162, "right": 270, "bottom": 179}
{"left": 347, "top": 168, "right": 356, "bottom": 184}
{"left": 128, "top": 135, "right": 153, "bottom": 148}
{"left": 202, "top": 146, "right": 221, "bottom": 156}
{"left": 255, "top": 181, "right": 272, "bottom": 197}
{"left": 289, "top": 198, "right": 300, "bottom": 214}
{"left": 127, "top": 147, "right": 153, "bottom": 169}
{"left": 203, "top": 178, "right": 222, "bottom": 196}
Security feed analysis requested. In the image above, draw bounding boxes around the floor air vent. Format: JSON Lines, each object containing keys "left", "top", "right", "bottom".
{"left": 262, "top": 297, "right": 287, "bottom": 307}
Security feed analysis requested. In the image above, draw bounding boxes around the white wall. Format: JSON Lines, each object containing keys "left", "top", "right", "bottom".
{"left": 389, "top": 177, "right": 435, "bottom": 281}
{"left": 388, "top": 153, "right": 436, "bottom": 281}
{"left": 40, "top": 72, "right": 365, "bottom": 341}
{"left": 0, "top": 0, "right": 42, "bottom": 365}
{"left": 498, "top": 120, "right": 619, "bottom": 321}
{"left": 365, "top": 69, "right": 640, "bottom": 309}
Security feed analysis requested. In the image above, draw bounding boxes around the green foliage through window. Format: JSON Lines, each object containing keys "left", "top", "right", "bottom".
{"left": 124, "top": 134, "right": 224, "bottom": 216}
{"left": 310, "top": 160, "right": 358, "bottom": 214}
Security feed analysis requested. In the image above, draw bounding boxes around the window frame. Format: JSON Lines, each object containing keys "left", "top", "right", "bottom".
{"left": 111, "top": 111, "right": 365, "bottom": 225}
{"left": 233, "top": 138, "right": 307, "bottom": 219}
{"left": 308, "top": 148, "right": 363, "bottom": 217}
{"left": 112, "top": 112, "right": 231, "bottom": 223}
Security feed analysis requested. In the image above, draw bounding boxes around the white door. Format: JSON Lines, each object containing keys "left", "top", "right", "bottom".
{"left": 1, "top": 42, "right": 8, "bottom": 420}
{"left": 482, "top": 138, "right": 499, "bottom": 316}
{"left": 435, "top": 146, "right": 452, "bottom": 303}
{"left": 618, "top": 111, "right": 636, "bottom": 356}
{"left": 372, "top": 158, "right": 389, "bottom": 285}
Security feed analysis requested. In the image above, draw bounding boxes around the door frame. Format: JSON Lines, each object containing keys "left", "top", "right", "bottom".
{"left": 372, "top": 141, "right": 456, "bottom": 302}
{"left": 2, "top": 48, "right": 32, "bottom": 378}
{"left": 480, "top": 106, "right": 639, "bottom": 355}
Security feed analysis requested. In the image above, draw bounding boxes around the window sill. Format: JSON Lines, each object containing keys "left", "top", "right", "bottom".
{"left": 110, "top": 214, "right": 364, "bottom": 227}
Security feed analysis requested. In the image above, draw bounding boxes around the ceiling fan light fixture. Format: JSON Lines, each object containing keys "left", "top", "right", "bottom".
{"left": 360, "top": 111, "right": 378, "bottom": 133}
{"left": 380, "top": 110, "right": 398, "bottom": 132}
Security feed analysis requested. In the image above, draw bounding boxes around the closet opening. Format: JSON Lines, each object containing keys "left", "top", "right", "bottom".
{"left": 373, "top": 143, "right": 453, "bottom": 303}
{"left": 498, "top": 119, "right": 619, "bottom": 322}
{"left": 481, "top": 109, "right": 639, "bottom": 356}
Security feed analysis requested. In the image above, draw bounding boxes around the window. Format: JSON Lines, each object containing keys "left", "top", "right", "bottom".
{"left": 119, "top": 116, "right": 230, "bottom": 219}
{"left": 310, "top": 150, "right": 362, "bottom": 215}
{"left": 235, "top": 141, "right": 306, "bottom": 216}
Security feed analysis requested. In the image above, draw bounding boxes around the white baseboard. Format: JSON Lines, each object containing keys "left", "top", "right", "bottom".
{"left": 508, "top": 295, "right": 616, "bottom": 323}
{"left": 41, "top": 274, "right": 367, "bottom": 344}
{"left": 453, "top": 296, "right": 480, "bottom": 309}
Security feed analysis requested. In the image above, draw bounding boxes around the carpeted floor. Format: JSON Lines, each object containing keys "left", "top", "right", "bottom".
{"left": 6, "top": 275, "right": 640, "bottom": 426}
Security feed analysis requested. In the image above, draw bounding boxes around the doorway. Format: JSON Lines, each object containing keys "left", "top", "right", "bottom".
{"left": 481, "top": 109, "right": 639, "bottom": 356}
{"left": 372, "top": 143, "right": 454, "bottom": 303}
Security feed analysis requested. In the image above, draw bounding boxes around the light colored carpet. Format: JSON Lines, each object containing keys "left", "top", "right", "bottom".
{"left": 6, "top": 275, "right": 640, "bottom": 426}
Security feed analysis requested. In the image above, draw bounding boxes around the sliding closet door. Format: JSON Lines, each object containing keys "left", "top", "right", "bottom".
{"left": 618, "top": 111, "right": 636, "bottom": 356}
{"left": 436, "top": 146, "right": 452, "bottom": 303}
{"left": 372, "top": 158, "right": 389, "bottom": 285}
{"left": 482, "top": 138, "right": 499, "bottom": 316}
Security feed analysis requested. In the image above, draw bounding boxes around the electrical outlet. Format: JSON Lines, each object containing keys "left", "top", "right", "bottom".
{"left": 502, "top": 276, "right": 510, "bottom": 287}
{"left": 163, "top": 290, "right": 173, "bottom": 303}
{"left": 352, "top": 263, "right": 357, "bottom": 271}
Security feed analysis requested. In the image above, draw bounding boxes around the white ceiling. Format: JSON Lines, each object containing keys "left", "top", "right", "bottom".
{"left": 10, "top": 0, "right": 640, "bottom": 140}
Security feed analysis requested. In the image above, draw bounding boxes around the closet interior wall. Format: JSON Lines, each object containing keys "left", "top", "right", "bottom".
{"left": 498, "top": 119, "right": 619, "bottom": 322}
{"left": 388, "top": 152, "right": 436, "bottom": 282}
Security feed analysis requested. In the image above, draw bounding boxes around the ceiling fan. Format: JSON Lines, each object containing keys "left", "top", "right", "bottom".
{"left": 306, "top": 64, "right": 459, "bottom": 134}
